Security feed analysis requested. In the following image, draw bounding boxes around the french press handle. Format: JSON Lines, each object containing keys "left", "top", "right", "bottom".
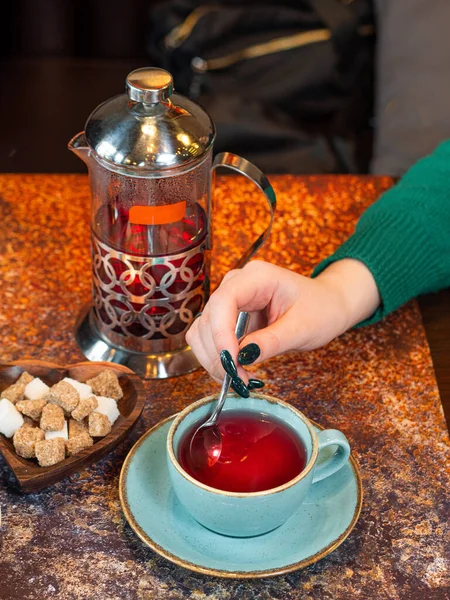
{"left": 211, "top": 152, "right": 276, "bottom": 269}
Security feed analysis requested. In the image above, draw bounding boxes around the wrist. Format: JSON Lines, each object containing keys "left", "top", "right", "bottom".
{"left": 316, "top": 258, "right": 381, "bottom": 331}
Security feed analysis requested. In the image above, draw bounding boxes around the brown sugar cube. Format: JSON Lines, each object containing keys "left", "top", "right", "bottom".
{"left": 0, "top": 383, "right": 24, "bottom": 404}
{"left": 16, "top": 399, "right": 47, "bottom": 421}
{"left": 0, "top": 372, "right": 34, "bottom": 404}
{"left": 35, "top": 438, "right": 66, "bottom": 467}
{"left": 88, "top": 412, "right": 112, "bottom": 437}
{"left": 68, "top": 418, "right": 89, "bottom": 438}
{"left": 17, "top": 372, "right": 34, "bottom": 386}
{"left": 68, "top": 418, "right": 88, "bottom": 438}
{"left": 86, "top": 369, "right": 123, "bottom": 401}
{"left": 66, "top": 433, "right": 94, "bottom": 457}
{"left": 40, "top": 404, "right": 65, "bottom": 432}
{"left": 13, "top": 425, "right": 45, "bottom": 459}
{"left": 47, "top": 380, "right": 80, "bottom": 414}
{"left": 71, "top": 396, "right": 98, "bottom": 421}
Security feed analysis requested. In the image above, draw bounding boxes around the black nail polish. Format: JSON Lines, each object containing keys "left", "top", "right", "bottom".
{"left": 220, "top": 350, "right": 238, "bottom": 378}
{"left": 238, "top": 343, "right": 261, "bottom": 365}
{"left": 248, "top": 378, "right": 265, "bottom": 390}
{"left": 230, "top": 377, "right": 250, "bottom": 398}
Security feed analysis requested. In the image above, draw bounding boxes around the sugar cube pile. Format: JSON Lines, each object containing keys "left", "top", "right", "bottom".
{"left": 0, "top": 368, "right": 123, "bottom": 467}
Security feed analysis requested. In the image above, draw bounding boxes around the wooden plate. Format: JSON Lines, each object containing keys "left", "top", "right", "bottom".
{"left": 0, "top": 360, "right": 146, "bottom": 493}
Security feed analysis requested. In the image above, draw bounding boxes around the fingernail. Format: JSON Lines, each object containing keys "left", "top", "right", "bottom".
{"left": 248, "top": 378, "right": 265, "bottom": 390}
{"left": 238, "top": 343, "right": 261, "bottom": 365}
{"left": 220, "top": 350, "right": 238, "bottom": 378}
{"left": 230, "top": 377, "right": 250, "bottom": 398}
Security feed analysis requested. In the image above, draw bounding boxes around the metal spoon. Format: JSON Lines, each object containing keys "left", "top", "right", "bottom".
{"left": 189, "top": 311, "right": 250, "bottom": 470}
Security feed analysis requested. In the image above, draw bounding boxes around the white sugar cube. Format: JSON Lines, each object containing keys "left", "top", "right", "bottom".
{"left": 24, "top": 378, "right": 50, "bottom": 400}
{"left": 45, "top": 420, "right": 68, "bottom": 441}
{"left": 94, "top": 396, "right": 120, "bottom": 425}
{"left": 63, "top": 378, "right": 93, "bottom": 401}
{"left": 0, "top": 398, "right": 24, "bottom": 438}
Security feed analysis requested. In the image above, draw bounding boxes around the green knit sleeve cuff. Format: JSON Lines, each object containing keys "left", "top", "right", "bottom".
{"left": 311, "top": 208, "right": 449, "bottom": 327}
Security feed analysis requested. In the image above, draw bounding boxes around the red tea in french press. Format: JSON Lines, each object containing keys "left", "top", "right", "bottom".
{"left": 69, "top": 68, "right": 275, "bottom": 378}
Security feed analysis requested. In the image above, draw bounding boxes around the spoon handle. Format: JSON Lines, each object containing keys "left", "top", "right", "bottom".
{"left": 235, "top": 311, "right": 251, "bottom": 341}
{"left": 209, "top": 312, "right": 250, "bottom": 422}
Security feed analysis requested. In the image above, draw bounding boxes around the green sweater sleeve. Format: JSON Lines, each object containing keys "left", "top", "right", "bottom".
{"left": 312, "top": 139, "right": 450, "bottom": 326}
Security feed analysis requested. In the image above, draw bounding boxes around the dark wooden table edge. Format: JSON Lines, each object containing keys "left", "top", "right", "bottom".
{"left": 418, "top": 290, "right": 450, "bottom": 431}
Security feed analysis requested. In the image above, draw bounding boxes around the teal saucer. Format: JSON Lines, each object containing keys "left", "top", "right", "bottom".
{"left": 119, "top": 415, "right": 363, "bottom": 579}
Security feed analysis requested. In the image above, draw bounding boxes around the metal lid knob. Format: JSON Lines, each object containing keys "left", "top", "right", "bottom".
{"left": 126, "top": 67, "right": 174, "bottom": 104}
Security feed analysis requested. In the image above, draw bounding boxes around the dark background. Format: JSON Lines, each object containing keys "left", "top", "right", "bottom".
{"left": 0, "top": 0, "right": 161, "bottom": 173}
{"left": 0, "top": 0, "right": 374, "bottom": 174}
{"left": 1, "top": 0, "right": 154, "bottom": 60}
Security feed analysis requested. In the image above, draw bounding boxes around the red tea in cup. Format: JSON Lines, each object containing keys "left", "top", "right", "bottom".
{"left": 178, "top": 410, "right": 307, "bottom": 493}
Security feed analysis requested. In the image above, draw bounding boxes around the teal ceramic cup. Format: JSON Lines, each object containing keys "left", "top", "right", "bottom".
{"left": 167, "top": 393, "right": 350, "bottom": 537}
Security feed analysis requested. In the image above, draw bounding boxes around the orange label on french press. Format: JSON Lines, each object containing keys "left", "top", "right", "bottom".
{"left": 129, "top": 201, "right": 186, "bottom": 225}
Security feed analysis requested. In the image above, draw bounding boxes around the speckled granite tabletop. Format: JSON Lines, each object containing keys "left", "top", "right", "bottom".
{"left": 0, "top": 174, "right": 449, "bottom": 600}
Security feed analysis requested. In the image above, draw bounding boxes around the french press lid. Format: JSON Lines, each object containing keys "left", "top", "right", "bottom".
{"left": 84, "top": 67, "right": 215, "bottom": 172}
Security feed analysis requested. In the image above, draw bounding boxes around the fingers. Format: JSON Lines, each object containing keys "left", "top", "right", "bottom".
{"left": 187, "top": 306, "right": 251, "bottom": 383}
{"left": 187, "top": 261, "right": 284, "bottom": 381}
{"left": 238, "top": 310, "right": 301, "bottom": 364}
{"left": 197, "top": 306, "right": 224, "bottom": 378}
{"left": 221, "top": 269, "right": 240, "bottom": 285}
{"left": 208, "top": 262, "right": 278, "bottom": 358}
{"left": 186, "top": 307, "right": 223, "bottom": 382}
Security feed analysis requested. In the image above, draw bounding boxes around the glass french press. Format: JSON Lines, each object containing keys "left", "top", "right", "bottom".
{"left": 70, "top": 68, "right": 275, "bottom": 379}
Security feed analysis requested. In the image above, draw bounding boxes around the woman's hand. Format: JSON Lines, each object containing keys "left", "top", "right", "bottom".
{"left": 186, "top": 259, "right": 380, "bottom": 382}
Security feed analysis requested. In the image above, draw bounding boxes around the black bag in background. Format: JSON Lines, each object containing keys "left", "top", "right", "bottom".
{"left": 147, "top": 0, "right": 375, "bottom": 174}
